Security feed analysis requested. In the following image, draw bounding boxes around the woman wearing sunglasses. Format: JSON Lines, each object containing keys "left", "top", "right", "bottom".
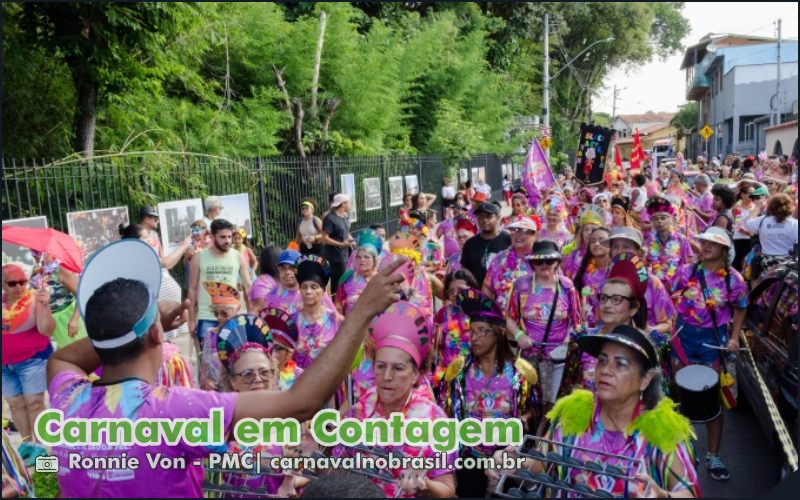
{"left": 573, "top": 227, "right": 612, "bottom": 329}
{"left": 2, "top": 263, "right": 54, "bottom": 461}
{"left": 507, "top": 240, "right": 583, "bottom": 410}
{"left": 295, "top": 199, "right": 324, "bottom": 256}
{"left": 482, "top": 216, "right": 539, "bottom": 312}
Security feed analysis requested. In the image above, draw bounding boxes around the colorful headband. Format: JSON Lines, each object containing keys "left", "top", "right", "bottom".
{"left": 259, "top": 307, "right": 298, "bottom": 351}
{"left": 646, "top": 196, "right": 676, "bottom": 216}
{"left": 456, "top": 288, "right": 505, "bottom": 326}
{"left": 217, "top": 314, "right": 273, "bottom": 368}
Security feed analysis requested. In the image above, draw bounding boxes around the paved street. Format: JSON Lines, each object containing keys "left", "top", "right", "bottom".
{"left": 693, "top": 399, "right": 781, "bottom": 497}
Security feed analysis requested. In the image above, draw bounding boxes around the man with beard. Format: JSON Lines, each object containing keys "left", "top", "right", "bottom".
{"left": 187, "top": 219, "right": 253, "bottom": 348}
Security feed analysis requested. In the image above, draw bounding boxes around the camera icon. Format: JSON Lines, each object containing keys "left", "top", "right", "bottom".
{"left": 35, "top": 456, "right": 59, "bottom": 473}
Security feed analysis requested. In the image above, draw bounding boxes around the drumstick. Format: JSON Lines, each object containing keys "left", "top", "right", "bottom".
{"left": 701, "top": 342, "right": 746, "bottom": 351}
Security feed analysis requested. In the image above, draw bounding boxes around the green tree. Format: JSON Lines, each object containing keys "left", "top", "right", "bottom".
{"left": 15, "top": 2, "right": 199, "bottom": 156}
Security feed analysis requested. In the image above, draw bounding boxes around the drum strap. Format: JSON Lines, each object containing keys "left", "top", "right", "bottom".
{"left": 696, "top": 268, "right": 726, "bottom": 369}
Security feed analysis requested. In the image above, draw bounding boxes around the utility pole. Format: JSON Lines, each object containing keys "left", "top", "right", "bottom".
{"left": 543, "top": 13, "right": 550, "bottom": 161}
{"left": 776, "top": 18, "right": 782, "bottom": 125}
{"left": 610, "top": 85, "right": 620, "bottom": 166}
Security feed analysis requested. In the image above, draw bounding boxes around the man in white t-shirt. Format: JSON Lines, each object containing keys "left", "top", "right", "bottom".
{"left": 745, "top": 212, "right": 798, "bottom": 256}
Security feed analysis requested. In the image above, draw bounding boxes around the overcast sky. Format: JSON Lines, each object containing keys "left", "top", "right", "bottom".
{"left": 593, "top": 2, "right": 799, "bottom": 116}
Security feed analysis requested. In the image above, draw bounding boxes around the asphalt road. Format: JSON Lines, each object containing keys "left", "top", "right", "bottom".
{"left": 692, "top": 398, "right": 781, "bottom": 497}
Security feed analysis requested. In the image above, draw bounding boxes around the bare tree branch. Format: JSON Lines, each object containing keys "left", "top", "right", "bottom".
{"left": 272, "top": 65, "right": 294, "bottom": 121}
{"left": 310, "top": 10, "right": 327, "bottom": 120}
{"left": 322, "top": 97, "right": 340, "bottom": 139}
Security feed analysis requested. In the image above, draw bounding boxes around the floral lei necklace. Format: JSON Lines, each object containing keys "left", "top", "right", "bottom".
{"left": 2, "top": 290, "right": 34, "bottom": 334}
{"left": 647, "top": 233, "right": 681, "bottom": 280}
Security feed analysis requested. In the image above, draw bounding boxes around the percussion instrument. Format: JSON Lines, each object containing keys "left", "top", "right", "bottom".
{"left": 674, "top": 364, "right": 721, "bottom": 422}
{"left": 494, "top": 435, "right": 643, "bottom": 498}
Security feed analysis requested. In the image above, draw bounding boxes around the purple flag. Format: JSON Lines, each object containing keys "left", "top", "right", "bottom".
{"left": 521, "top": 137, "right": 557, "bottom": 207}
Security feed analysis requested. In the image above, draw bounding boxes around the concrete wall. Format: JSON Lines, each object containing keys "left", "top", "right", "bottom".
{"left": 765, "top": 125, "right": 798, "bottom": 156}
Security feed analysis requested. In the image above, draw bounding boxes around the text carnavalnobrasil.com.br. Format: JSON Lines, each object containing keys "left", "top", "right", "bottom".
{"left": 35, "top": 408, "right": 525, "bottom": 454}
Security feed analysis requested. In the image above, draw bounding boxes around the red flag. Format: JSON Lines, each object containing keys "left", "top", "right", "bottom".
{"left": 615, "top": 143, "right": 623, "bottom": 169}
{"left": 630, "top": 128, "right": 644, "bottom": 171}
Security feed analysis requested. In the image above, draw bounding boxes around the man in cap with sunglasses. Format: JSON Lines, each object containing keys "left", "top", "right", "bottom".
{"left": 45, "top": 239, "right": 409, "bottom": 497}
{"left": 138, "top": 206, "right": 163, "bottom": 257}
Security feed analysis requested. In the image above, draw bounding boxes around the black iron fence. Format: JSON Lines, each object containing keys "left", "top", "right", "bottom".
{"left": 2, "top": 153, "right": 518, "bottom": 253}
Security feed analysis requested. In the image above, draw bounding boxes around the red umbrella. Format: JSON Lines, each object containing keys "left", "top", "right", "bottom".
{"left": 2, "top": 225, "right": 83, "bottom": 273}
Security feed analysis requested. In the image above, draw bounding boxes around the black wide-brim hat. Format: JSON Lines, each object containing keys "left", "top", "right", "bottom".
{"left": 527, "top": 240, "right": 562, "bottom": 261}
{"left": 577, "top": 324, "right": 658, "bottom": 369}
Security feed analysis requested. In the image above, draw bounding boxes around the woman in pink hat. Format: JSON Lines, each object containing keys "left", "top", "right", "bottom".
{"left": 482, "top": 216, "right": 539, "bottom": 311}
{"left": 439, "top": 289, "right": 537, "bottom": 497}
{"left": 334, "top": 302, "right": 456, "bottom": 498}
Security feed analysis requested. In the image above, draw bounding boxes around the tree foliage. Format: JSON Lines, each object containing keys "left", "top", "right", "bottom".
{"left": 3, "top": 2, "right": 689, "bottom": 162}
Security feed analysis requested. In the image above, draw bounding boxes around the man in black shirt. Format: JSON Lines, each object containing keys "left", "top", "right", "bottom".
{"left": 460, "top": 202, "right": 511, "bottom": 286}
{"left": 322, "top": 193, "right": 355, "bottom": 297}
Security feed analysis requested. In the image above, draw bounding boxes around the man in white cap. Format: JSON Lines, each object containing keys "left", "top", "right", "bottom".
{"left": 601, "top": 227, "right": 675, "bottom": 335}
{"left": 321, "top": 193, "right": 355, "bottom": 297}
{"left": 669, "top": 226, "right": 748, "bottom": 481}
{"left": 45, "top": 239, "right": 408, "bottom": 497}
{"left": 482, "top": 216, "right": 538, "bottom": 310}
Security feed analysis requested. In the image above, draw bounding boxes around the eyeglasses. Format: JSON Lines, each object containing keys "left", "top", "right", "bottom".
{"left": 235, "top": 368, "right": 275, "bottom": 384}
{"left": 764, "top": 181, "right": 776, "bottom": 186}
{"left": 4, "top": 280, "right": 28, "bottom": 288}
{"left": 533, "top": 259, "right": 558, "bottom": 266}
{"left": 470, "top": 326, "right": 494, "bottom": 337}
{"left": 598, "top": 294, "right": 633, "bottom": 305}
{"left": 508, "top": 228, "right": 535, "bottom": 235}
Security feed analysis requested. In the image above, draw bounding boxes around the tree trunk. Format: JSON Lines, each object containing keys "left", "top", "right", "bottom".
{"left": 71, "top": 66, "right": 98, "bottom": 157}
{"left": 272, "top": 65, "right": 294, "bottom": 121}
{"left": 309, "top": 10, "right": 327, "bottom": 120}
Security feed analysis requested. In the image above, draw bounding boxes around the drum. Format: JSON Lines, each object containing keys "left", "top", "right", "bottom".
{"left": 675, "top": 365, "right": 721, "bottom": 422}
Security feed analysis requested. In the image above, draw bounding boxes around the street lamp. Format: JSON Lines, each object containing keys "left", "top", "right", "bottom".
{"left": 542, "top": 12, "right": 614, "bottom": 159}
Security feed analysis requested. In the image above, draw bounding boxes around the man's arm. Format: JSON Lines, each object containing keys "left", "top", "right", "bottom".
{"left": 187, "top": 253, "right": 201, "bottom": 335}
{"left": 238, "top": 251, "right": 253, "bottom": 311}
{"left": 47, "top": 301, "right": 187, "bottom": 385}
{"left": 233, "top": 257, "right": 407, "bottom": 423}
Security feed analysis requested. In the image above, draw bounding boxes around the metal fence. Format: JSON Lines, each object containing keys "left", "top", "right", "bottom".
{"left": 2, "top": 153, "right": 516, "bottom": 253}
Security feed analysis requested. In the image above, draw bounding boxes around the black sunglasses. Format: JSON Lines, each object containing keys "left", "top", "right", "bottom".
{"left": 533, "top": 258, "right": 558, "bottom": 266}
{"left": 4, "top": 280, "right": 28, "bottom": 288}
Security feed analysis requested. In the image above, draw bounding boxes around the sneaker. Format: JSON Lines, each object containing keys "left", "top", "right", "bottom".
{"left": 705, "top": 454, "right": 730, "bottom": 481}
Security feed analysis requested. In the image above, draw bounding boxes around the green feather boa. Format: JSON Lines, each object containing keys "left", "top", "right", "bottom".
{"left": 547, "top": 390, "right": 696, "bottom": 454}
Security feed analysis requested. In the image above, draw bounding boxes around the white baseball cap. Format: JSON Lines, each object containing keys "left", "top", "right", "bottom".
{"left": 77, "top": 239, "right": 162, "bottom": 349}
{"left": 331, "top": 193, "right": 351, "bottom": 208}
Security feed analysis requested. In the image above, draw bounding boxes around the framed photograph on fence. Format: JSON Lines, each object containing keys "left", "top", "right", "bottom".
{"left": 478, "top": 167, "right": 486, "bottom": 182}
{"left": 388, "top": 176, "right": 404, "bottom": 206}
{"left": 2, "top": 216, "right": 48, "bottom": 267}
{"left": 218, "top": 193, "right": 252, "bottom": 237}
{"left": 66, "top": 206, "right": 129, "bottom": 258}
{"left": 363, "top": 177, "right": 381, "bottom": 212}
{"left": 340, "top": 173, "right": 357, "bottom": 222}
{"left": 157, "top": 198, "right": 204, "bottom": 256}
{"left": 404, "top": 175, "right": 419, "bottom": 196}
{"left": 460, "top": 169, "right": 469, "bottom": 184}
{"left": 471, "top": 168, "right": 479, "bottom": 181}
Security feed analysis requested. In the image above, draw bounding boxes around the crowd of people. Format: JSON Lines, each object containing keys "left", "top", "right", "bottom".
{"left": 2, "top": 151, "right": 798, "bottom": 498}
